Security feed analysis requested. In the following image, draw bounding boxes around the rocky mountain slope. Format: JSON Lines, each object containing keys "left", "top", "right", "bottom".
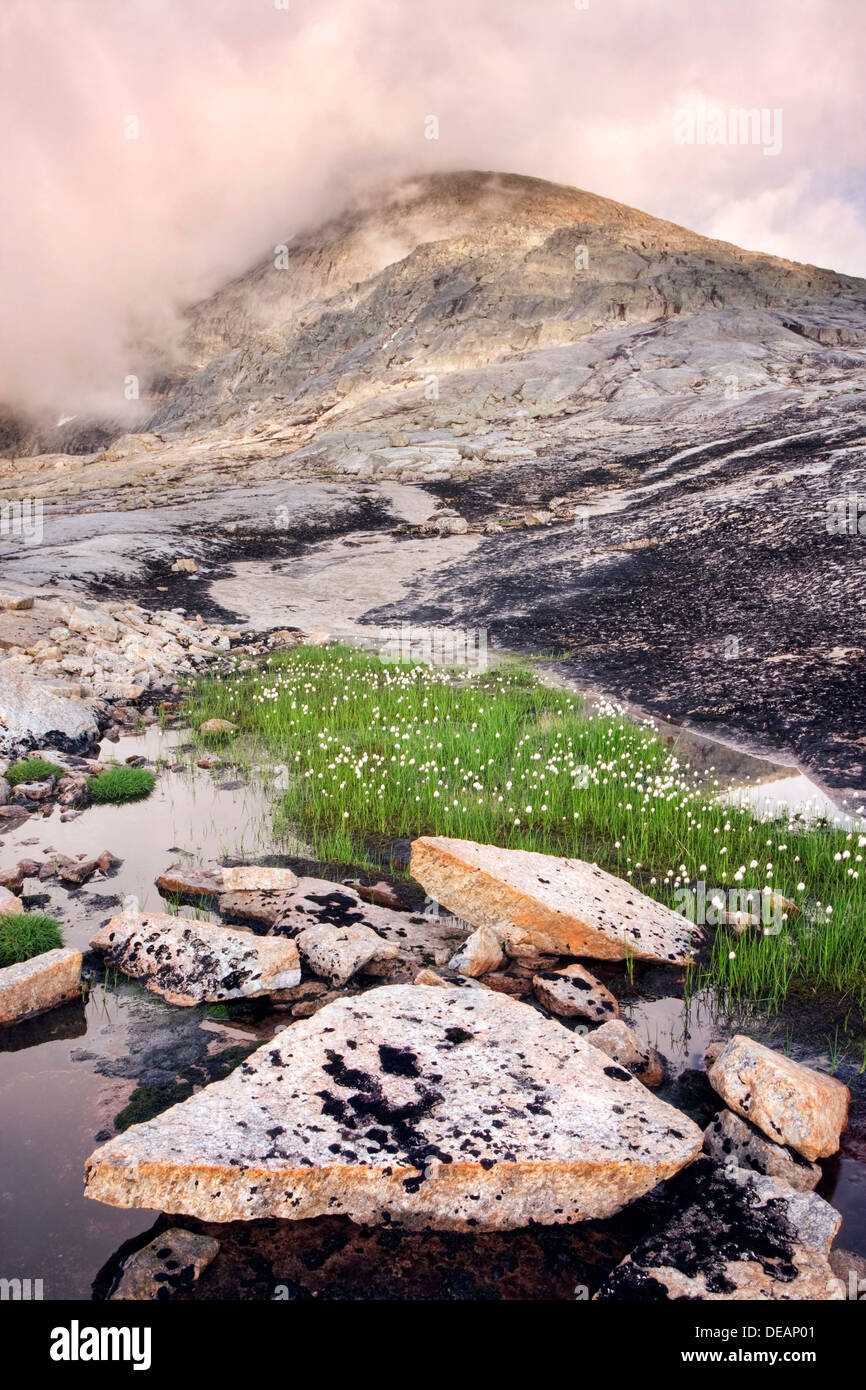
{"left": 3, "top": 171, "right": 866, "bottom": 794}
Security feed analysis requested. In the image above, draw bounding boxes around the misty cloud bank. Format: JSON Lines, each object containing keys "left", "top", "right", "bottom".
{"left": 2, "top": 0, "right": 864, "bottom": 423}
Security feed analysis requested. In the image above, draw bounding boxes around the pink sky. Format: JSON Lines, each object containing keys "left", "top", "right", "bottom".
{"left": 2, "top": 0, "right": 864, "bottom": 419}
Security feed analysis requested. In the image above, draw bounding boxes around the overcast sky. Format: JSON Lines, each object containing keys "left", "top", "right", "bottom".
{"left": 3, "top": 0, "right": 864, "bottom": 418}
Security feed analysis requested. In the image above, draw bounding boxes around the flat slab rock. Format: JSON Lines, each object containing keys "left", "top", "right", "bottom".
{"left": 84, "top": 985, "right": 703, "bottom": 1230}
{"left": 109, "top": 1229, "right": 220, "bottom": 1300}
{"left": 90, "top": 912, "right": 300, "bottom": 1006}
{"left": 221, "top": 866, "right": 298, "bottom": 893}
{"left": 596, "top": 1157, "right": 843, "bottom": 1300}
{"left": 410, "top": 837, "right": 702, "bottom": 965}
{"left": 156, "top": 863, "right": 223, "bottom": 902}
{"left": 708, "top": 1034, "right": 850, "bottom": 1162}
{"left": 0, "top": 947, "right": 82, "bottom": 1026}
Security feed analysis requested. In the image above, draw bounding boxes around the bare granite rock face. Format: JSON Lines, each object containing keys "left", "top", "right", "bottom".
{"left": 0, "top": 947, "right": 82, "bottom": 1026}
{"left": 0, "top": 666, "right": 99, "bottom": 755}
{"left": 707, "top": 1034, "right": 849, "bottom": 1162}
{"left": 84, "top": 985, "right": 703, "bottom": 1229}
{"left": 703, "top": 1109, "right": 821, "bottom": 1193}
{"left": 410, "top": 836, "right": 702, "bottom": 964}
{"left": 90, "top": 911, "right": 301, "bottom": 1006}
{"left": 5, "top": 172, "right": 866, "bottom": 794}
{"left": 533, "top": 963, "right": 619, "bottom": 1022}
{"left": 596, "top": 1157, "right": 843, "bottom": 1301}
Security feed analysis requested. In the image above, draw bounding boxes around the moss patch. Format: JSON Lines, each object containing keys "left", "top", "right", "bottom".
{"left": 89, "top": 766, "right": 156, "bottom": 804}
{"left": 5, "top": 758, "right": 65, "bottom": 787}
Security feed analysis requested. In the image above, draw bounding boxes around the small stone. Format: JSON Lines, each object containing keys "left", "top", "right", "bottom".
{"left": 708, "top": 1034, "right": 850, "bottom": 1161}
{"left": 448, "top": 925, "right": 504, "bottom": 978}
{"left": 67, "top": 605, "right": 121, "bottom": 642}
{"left": 0, "top": 887, "right": 24, "bottom": 914}
{"left": 533, "top": 963, "right": 619, "bottom": 1022}
{"left": 57, "top": 857, "right": 100, "bottom": 886}
{"left": 703, "top": 1109, "right": 821, "bottom": 1191}
{"left": 413, "top": 967, "right": 448, "bottom": 987}
{"left": 587, "top": 1018, "right": 665, "bottom": 1089}
{"left": 170, "top": 558, "right": 198, "bottom": 573}
{"left": 0, "top": 865, "right": 25, "bottom": 894}
{"left": 0, "top": 594, "right": 35, "bottom": 610}
{"left": 828, "top": 1247, "right": 866, "bottom": 1298}
{"left": 482, "top": 972, "right": 530, "bottom": 998}
{"left": 199, "top": 719, "right": 237, "bottom": 735}
{"left": 109, "top": 1229, "right": 219, "bottom": 1300}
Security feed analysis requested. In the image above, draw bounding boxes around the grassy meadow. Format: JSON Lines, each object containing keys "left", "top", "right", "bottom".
{"left": 186, "top": 644, "right": 866, "bottom": 1010}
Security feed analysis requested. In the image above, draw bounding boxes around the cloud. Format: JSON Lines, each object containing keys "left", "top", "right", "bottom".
{"left": 2, "top": 0, "right": 863, "bottom": 421}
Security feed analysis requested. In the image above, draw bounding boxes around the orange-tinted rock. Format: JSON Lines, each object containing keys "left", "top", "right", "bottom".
{"left": 410, "top": 837, "right": 702, "bottom": 965}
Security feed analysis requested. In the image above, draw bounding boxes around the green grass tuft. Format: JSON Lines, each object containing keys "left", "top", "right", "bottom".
{"left": 0, "top": 912, "right": 64, "bottom": 968}
{"left": 5, "top": 758, "right": 65, "bottom": 786}
{"left": 89, "top": 766, "right": 156, "bottom": 804}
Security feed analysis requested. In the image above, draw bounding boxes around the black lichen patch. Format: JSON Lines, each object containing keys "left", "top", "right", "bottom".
{"left": 597, "top": 1157, "right": 802, "bottom": 1299}
{"left": 603, "top": 1065, "right": 633, "bottom": 1083}
{"left": 378, "top": 1045, "right": 421, "bottom": 1077}
{"left": 317, "top": 1048, "right": 449, "bottom": 1171}
{"left": 304, "top": 891, "right": 368, "bottom": 928}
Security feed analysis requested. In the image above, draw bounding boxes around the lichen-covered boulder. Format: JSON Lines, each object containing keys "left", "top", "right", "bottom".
{"left": 707, "top": 1035, "right": 849, "bottom": 1161}
{"left": 90, "top": 912, "right": 300, "bottom": 1006}
{"left": 85, "top": 985, "right": 703, "bottom": 1229}
{"left": 410, "top": 837, "right": 703, "bottom": 964}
